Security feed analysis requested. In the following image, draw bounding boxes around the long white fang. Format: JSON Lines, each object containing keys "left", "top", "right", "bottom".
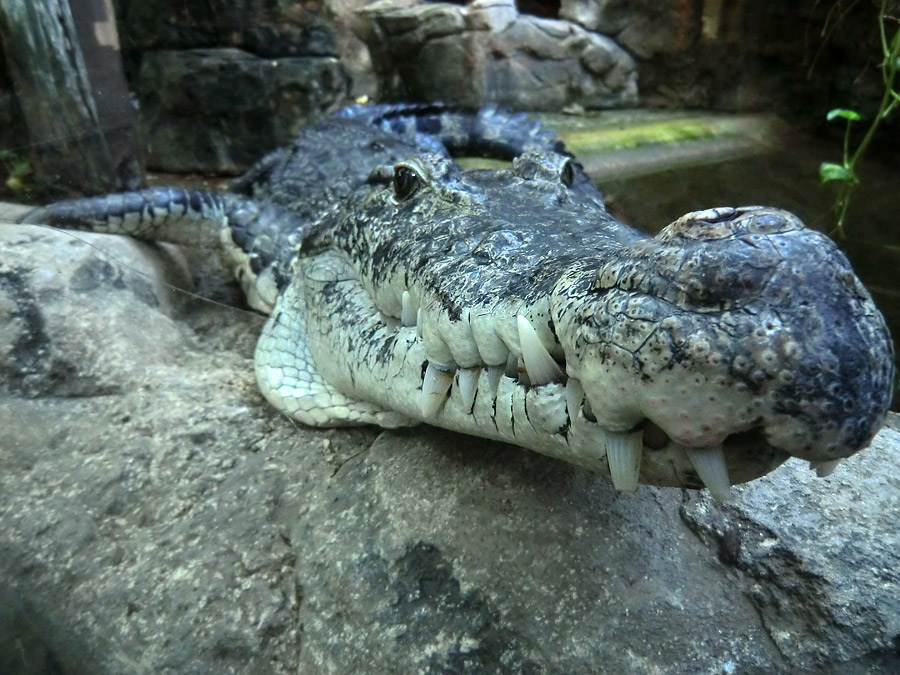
{"left": 516, "top": 315, "right": 564, "bottom": 385}
{"left": 455, "top": 368, "right": 479, "bottom": 411}
{"left": 606, "top": 430, "right": 643, "bottom": 492}
{"left": 401, "top": 291, "right": 417, "bottom": 326}
{"left": 565, "top": 378, "right": 584, "bottom": 419}
{"left": 809, "top": 458, "right": 841, "bottom": 478}
{"left": 485, "top": 366, "right": 505, "bottom": 396}
{"left": 686, "top": 446, "right": 731, "bottom": 501}
{"left": 421, "top": 364, "right": 453, "bottom": 418}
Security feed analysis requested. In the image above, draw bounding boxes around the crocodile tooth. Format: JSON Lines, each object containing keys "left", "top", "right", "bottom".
{"left": 516, "top": 315, "right": 564, "bottom": 385}
{"left": 565, "top": 378, "right": 584, "bottom": 419}
{"left": 606, "top": 430, "right": 643, "bottom": 492}
{"left": 485, "top": 366, "right": 505, "bottom": 397}
{"left": 455, "top": 368, "right": 479, "bottom": 411}
{"left": 809, "top": 458, "right": 842, "bottom": 478}
{"left": 401, "top": 291, "right": 418, "bottom": 326}
{"left": 685, "top": 446, "right": 731, "bottom": 501}
{"left": 421, "top": 363, "right": 453, "bottom": 418}
{"left": 416, "top": 308, "right": 423, "bottom": 339}
{"left": 469, "top": 311, "right": 510, "bottom": 366}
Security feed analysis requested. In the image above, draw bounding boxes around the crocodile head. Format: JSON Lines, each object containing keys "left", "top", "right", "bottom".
{"left": 298, "top": 151, "right": 894, "bottom": 497}
{"left": 553, "top": 205, "right": 895, "bottom": 490}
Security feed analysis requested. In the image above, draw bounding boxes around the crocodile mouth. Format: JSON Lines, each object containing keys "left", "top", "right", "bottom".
{"left": 422, "top": 364, "right": 794, "bottom": 500}
{"left": 414, "top": 314, "right": 796, "bottom": 501}
{"left": 299, "top": 248, "right": 886, "bottom": 499}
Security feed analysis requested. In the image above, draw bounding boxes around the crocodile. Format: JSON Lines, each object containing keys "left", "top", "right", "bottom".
{"left": 19, "top": 103, "right": 895, "bottom": 500}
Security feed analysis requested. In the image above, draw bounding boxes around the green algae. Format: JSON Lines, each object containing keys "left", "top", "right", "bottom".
{"left": 561, "top": 118, "right": 737, "bottom": 156}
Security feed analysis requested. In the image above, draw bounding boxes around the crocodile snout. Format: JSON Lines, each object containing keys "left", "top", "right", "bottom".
{"left": 561, "top": 206, "right": 893, "bottom": 474}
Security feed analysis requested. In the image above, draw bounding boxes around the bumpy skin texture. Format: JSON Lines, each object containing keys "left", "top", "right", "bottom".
{"left": 19, "top": 104, "right": 894, "bottom": 496}
{"left": 562, "top": 207, "right": 893, "bottom": 459}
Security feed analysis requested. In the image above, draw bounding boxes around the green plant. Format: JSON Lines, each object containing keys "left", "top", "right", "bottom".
{"left": 820, "top": 0, "right": 900, "bottom": 237}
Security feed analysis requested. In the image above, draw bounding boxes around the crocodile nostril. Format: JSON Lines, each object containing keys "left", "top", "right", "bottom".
{"left": 746, "top": 209, "right": 805, "bottom": 234}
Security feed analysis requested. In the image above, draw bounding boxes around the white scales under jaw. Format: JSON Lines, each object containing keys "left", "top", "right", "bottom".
{"left": 406, "top": 309, "right": 840, "bottom": 500}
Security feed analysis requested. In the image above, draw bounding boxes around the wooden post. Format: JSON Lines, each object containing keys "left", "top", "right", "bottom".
{"left": 0, "top": 0, "right": 142, "bottom": 196}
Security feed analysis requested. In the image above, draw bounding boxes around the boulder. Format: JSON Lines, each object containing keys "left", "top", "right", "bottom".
{"left": 1, "top": 206, "right": 898, "bottom": 673}
{"left": 355, "top": 0, "right": 638, "bottom": 110}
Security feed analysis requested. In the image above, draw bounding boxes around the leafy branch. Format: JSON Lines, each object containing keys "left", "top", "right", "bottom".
{"left": 820, "top": 0, "right": 900, "bottom": 237}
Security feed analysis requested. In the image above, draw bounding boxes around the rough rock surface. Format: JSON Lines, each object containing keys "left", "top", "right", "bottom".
{"left": 116, "top": 0, "right": 341, "bottom": 59}
{"left": 559, "top": 0, "right": 900, "bottom": 117}
{"left": 559, "top": 0, "right": 685, "bottom": 59}
{"left": 135, "top": 48, "right": 348, "bottom": 174}
{"left": 1, "top": 209, "right": 899, "bottom": 674}
{"left": 355, "top": 0, "right": 638, "bottom": 110}
{"left": 111, "top": 0, "right": 351, "bottom": 175}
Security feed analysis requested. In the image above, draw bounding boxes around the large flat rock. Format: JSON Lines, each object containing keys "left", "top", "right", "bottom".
{"left": 1, "top": 208, "right": 898, "bottom": 674}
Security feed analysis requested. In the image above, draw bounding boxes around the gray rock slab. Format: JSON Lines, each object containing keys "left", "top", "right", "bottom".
{"left": 1, "top": 211, "right": 898, "bottom": 673}
{"left": 681, "top": 422, "right": 900, "bottom": 667}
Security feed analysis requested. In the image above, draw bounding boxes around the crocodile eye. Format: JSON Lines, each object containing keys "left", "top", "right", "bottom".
{"left": 393, "top": 165, "right": 422, "bottom": 201}
{"left": 560, "top": 159, "right": 575, "bottom": 188}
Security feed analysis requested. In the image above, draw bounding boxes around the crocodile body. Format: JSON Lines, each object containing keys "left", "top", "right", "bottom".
{"left": 20, "top": 104, "right": 894, "bottom": 499}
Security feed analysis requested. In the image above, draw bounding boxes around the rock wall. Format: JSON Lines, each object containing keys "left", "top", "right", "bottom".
{"left": 557, "top": 0, "right": 894, "bottom": 118}
{"left": 355, "top": 0, "right": 638, "bottom": 110}
{"left": 114, "top": 0, "right": 351, "bottom": 173}
{"left": 134, "top": 48, "right": 347, "bottom": 174}
{"left": 1, "top": 0, "right": 896, "bottom": 178}
{"left": 356, "top": 0, "right": 897, "bottom": 123}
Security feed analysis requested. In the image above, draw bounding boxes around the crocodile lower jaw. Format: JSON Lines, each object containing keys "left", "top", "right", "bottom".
{"left": 417, "top": 359, "right": 791, "bottom": 501}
